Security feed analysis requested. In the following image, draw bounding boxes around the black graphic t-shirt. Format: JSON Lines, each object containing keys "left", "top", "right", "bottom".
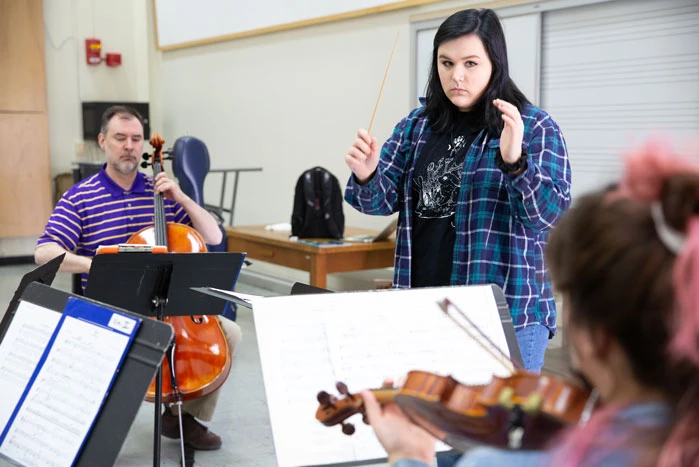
{"left": 411, "top": 110, "right": 484, "bottom": 288}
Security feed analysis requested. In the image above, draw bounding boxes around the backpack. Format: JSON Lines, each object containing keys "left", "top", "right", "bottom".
{"left": 291, "top": 167, "right": 345, "bottom": 239}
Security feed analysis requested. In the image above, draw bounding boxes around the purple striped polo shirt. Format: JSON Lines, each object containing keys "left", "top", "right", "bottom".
{"left": 37, "top": 164, "right": 191, "bottom": 288}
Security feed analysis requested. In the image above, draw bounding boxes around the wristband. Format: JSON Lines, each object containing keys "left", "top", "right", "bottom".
{"left": 495, "top": 149, "right": 528, "bottom": 174}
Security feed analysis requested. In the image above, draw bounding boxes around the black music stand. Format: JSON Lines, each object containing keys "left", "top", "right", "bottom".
{"left": 289, "top": 281, "right": 333, "bottom": 295}
{"left": 0, "top": 281, "right": 174, "bottom": 467}
{"left": 0, "top": 253, "right": 64, "bottom": 343}
{"left": 85, "top": 252, "right": 245, "bottom": 467}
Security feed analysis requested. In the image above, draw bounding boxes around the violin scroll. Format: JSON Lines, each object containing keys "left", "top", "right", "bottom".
{"left": 316, "top": 382, "right": 368, "bottom": 435}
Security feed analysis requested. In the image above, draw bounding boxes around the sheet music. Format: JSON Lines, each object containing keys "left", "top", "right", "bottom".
{"left": 0, "top": 300, "right": 61, "bottom": 432}
{"left": 0, "top": 298, "right": 140, "bottom": 467}
{"left": 252, "top": 285, "right": 512, "bottom": 467}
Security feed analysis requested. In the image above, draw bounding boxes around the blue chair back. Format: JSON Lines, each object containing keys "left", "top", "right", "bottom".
{"left": 171, "top": 136, "right": 210, "bottom": 207}
{"left": 170, "top": 135, "right": 227, "bottom": 253}
{"left": 170, "top": 136, "right": 236, "bottom": 320}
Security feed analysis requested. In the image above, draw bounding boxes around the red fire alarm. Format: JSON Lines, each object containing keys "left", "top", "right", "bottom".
{"left": 105, "top": 53, "right": 122, "bottom": 67}
{"left": 85, "top": 38, "right": 102, "bottom": 65}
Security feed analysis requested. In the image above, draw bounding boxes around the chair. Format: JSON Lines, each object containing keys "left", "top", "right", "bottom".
{"left": 170, "top": 136, "right": 228, "bottom": 252}
{"left": 170, "top": 136, "right": 241, "bottom": 321}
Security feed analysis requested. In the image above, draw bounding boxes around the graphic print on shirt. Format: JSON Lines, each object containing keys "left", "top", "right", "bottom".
{"left": 414, "top": 135, "right": 466, "bottom": 219}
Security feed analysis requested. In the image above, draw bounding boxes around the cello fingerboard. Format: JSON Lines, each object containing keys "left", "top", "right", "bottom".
{"left": 152, "top": 161, "right": 169, "bottom": 248}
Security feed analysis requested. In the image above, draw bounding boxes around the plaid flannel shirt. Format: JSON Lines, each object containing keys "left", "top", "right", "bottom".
{"left": 345, "top": 102, "right": 571, "bottom": 332}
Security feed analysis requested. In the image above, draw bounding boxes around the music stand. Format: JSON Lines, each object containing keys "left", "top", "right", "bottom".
{"left": 0, "top": 281, "right": 174, "bottom": 467}
{"left": 290, "top": 281, "right": 333, "bottom": 295}
{"left": 85, "top": 252, "right": 245, "bottom": 467}
{"left": 0, "top": 253, "right": 64, "bottom": 343}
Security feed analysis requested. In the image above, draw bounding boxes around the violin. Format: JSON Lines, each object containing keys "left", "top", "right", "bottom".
{"left": 316, "top": 299, "right": 598, "bottom": 451}
{"left": 127, "top": 133, "right": 233, "bottom": 403}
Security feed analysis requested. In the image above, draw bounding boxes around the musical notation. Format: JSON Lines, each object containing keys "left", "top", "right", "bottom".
{"left": 0, "top": 299, "right": 140, "bottom": 466}
{"left": 0, "top": 301, "right": 61, "bottom": 431}
{"left": 252, "top": 286, "right": 511, "bottom": 467}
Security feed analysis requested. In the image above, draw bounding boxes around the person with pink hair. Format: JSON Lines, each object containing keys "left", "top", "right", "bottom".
{"left": 361, "top": 142, "right": 699, "bottom": 466}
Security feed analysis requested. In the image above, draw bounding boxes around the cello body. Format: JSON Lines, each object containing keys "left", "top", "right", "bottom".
{"left": 128, "top": 224, "right": 233, "bottom": 404}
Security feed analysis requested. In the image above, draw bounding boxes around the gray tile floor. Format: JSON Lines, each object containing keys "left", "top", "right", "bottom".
{"left": 0, "top": 263, "right": 569, "bottom": 467}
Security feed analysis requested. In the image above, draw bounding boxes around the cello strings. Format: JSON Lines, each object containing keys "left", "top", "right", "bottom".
{"left": 438, "top": 298, "right": 522, "bottom": 373}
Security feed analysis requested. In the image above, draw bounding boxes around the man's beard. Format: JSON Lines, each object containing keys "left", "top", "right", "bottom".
{"left": 113, "top": 157, "right": 138, "bottom": 175}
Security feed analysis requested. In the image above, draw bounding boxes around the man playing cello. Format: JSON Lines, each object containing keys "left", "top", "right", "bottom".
{"left": 35, "top": 105, "right": 240, "bottom": 451}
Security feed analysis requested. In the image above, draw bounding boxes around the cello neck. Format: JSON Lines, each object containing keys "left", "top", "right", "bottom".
{"left": 152, "top": 160, "right": 168, "bottom": 248}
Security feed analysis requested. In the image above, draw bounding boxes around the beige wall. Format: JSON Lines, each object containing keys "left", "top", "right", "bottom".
{"left": 36, "top": 0, "right": 510, "bottom": 284}
{"left": 44, "top": 0, "right": 150, "bottom": 175}
{"left": 0, "top": 0, "right": 151, "bottom": 257}
{"left": 145, "top": 0, "right": 483, "bottom": 230}
{"left": 43, "top": 0, "right": 488, "bottom": 231}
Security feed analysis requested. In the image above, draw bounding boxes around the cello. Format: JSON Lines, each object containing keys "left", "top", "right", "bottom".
{"left": 127, "top": 133, "right": 233, "bottom": 404}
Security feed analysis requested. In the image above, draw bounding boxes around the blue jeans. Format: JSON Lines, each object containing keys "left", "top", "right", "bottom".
{"left": 436, "top": 325, "right": 550, "bottom": 467}
{"left": 514, "top": 324, "right": 550, "bottom": 373}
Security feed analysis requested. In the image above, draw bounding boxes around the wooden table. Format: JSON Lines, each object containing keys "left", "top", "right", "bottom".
{"left": 225, "top": 225, "right": 395, "bottom": 289}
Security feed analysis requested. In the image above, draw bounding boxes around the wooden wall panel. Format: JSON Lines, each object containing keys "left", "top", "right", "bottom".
{"left": 0, "top": 0, "right": 47, "bottom": 112}
{"left": 0, "top": 114, "right": 52, "bottom": 237}
{"left": 0, "top": 0, "right": 51, "bottom": 240}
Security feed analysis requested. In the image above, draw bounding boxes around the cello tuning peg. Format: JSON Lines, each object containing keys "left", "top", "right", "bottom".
{"left": 341, "top": 422, "right": 355, "bottom": 435}
{"left": 140, "top": 161, "right": 149, "bottom": 169}
{"left": 141, "top": 152, "right": 150, "bottom": 161}
{"left": 317, "top": 391, "right": 333, "bottom": 407}
{"left": 336, "top": 381, "right": 350, "bottom": 396}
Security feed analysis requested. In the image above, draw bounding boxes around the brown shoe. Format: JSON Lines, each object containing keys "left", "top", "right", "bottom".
{"left": 160, "top": 410, "right": 222, "bottom": 450}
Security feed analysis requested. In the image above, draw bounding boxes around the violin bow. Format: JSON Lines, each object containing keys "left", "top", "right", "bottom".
{"left": 367, "top": 30, "right": 400, "bottom": 134}
{"left": 438, "top": 298, "right": 523, "bottom": 373}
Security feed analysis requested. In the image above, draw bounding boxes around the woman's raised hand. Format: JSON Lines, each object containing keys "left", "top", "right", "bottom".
{"left": 494, "top": 99, "right": 524, "bottom": 164}
{"left": 345, "top": 129, "right": 380, "bottom": 184}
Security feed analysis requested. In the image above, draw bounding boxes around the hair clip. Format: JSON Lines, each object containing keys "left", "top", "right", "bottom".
{"left": 650, "top": 202, "right": 686, "bottom": 255}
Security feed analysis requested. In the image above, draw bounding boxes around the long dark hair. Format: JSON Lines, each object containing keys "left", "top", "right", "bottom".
{"left": 424, "top": 9, "right": 529, "bottom": 134}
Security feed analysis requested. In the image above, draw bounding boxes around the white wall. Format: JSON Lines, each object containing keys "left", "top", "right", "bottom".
{"left": 44, "top": 0, "right": 150, "bottom": 175}
{"left": 43, "top": 0, "right": 549, "bottom": 230}
{"left": 37, "top": 0, "right": 583, "bottom": 287}
{"left": 146, "top": 0, "right": 482, "bottom": 230}
{"left": 41, "top": 0, "right": 477, "bottom": 284}
{"left": 5, "top": 0, "right": 152, "bottom": 258}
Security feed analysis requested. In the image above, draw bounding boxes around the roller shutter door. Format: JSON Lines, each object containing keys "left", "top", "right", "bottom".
{"left": 541, "top": 0, "right": 699, "bottom": 197}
